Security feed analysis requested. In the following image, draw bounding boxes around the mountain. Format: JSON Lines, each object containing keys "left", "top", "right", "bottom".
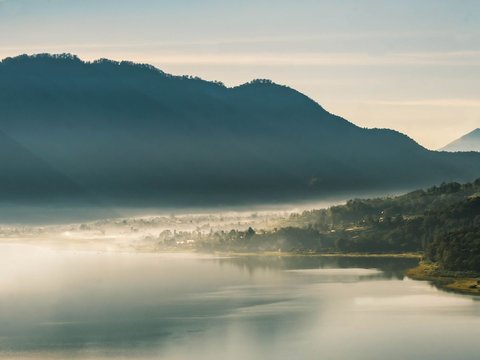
{"left": 0, "top": 53, "right": 479, "bottom": 206}
{"left": 441, "top": 129, "right": 480, "bottom": 152}
{"left": 0, "top": 129, "right": 84, "bottom": 201}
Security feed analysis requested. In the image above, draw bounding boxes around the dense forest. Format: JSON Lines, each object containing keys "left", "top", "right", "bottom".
{"left": 192, "top": 179, "right": 480, "bottom": 272}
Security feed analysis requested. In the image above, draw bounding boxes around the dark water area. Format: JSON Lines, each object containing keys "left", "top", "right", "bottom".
{"left": 0, "top": 244, "right": 479, "bottom": 359}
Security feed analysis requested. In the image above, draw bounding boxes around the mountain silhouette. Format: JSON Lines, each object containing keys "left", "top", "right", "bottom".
{"left": 0, "top": 53, "right": 479, "bottom": 205}
{"left": 0, "top": 129, "right": 84, "bottom": 201}
{"left": 440, "top": 129, "right": 480, "bottom": 152}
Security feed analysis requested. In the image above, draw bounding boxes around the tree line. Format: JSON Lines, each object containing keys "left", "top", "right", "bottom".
{"left": 193, "top": 179, "right": 480, "bottom": 272}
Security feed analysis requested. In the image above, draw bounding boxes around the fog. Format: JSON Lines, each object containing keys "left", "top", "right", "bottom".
{"left": 0, "top": 208, "right": 290, "bottom": 252}
{"left": 1, "top": 190, "right": 479, "bottom": 360}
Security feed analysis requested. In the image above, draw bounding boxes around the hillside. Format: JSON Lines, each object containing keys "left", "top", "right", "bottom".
{"left": 441, "top": 129, "right": 480, "bottom": 152}
{"left": 197, "top": 179, "right": 480, "bottom": 272}
{"left": 0, "top": 53, "right": 479, "bottom": 205}
{"left": 0, "top": 130, "right": 83, "bottom": 201}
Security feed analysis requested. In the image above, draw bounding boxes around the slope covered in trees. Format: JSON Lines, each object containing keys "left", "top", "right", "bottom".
{"left": 0, "top": 53, "right": 479, "bottom": 205}
{"left": 197, "top": 179, "right": 480, "bottom": 272}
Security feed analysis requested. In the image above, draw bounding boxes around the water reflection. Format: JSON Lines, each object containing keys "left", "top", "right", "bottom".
{"left": 0, "top": 244, "right": 479, "bottom": 360}
{"left": 216, "top": 255, "right": 419, "bottom": 279}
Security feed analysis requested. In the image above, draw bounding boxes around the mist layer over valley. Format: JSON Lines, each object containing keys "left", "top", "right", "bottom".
{"left": 0, "top": 208, "right": 290, "bottom": 252}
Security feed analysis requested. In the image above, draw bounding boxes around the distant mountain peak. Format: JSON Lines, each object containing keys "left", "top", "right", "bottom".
{"left": 441, "top": 128, "right": 480, "bottom": 152}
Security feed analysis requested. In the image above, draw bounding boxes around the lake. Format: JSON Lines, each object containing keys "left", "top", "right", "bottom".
{"left": 1, "top": 244, "right": 479, "bottom": 359}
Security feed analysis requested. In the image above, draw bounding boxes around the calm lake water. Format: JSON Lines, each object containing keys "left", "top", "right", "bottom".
{"left": 1, "top": 244, "right": 479, "bottom": 359}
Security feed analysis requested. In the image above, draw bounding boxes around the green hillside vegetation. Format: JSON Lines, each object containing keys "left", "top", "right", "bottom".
{"left": 196, "top": 179, "right": 480, "bottom": 272}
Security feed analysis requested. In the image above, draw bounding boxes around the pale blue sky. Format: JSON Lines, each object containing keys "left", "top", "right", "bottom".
{"left": 1, "top": 0, "right": 479, "bottom": 148}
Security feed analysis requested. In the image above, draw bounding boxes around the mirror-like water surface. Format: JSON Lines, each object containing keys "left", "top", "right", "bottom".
{"left": 1, "top": 244, "right": 479, "bottom": 359}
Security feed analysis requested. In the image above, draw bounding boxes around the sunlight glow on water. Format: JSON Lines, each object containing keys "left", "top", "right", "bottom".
{"left": 354, "top": 294, "right": 474, "bottom": 308}
{"left": 0, "top": 244, "right": 479, "bottom": 360}
{"left": 286, "top": 268, "right": 382, "bottom": 275}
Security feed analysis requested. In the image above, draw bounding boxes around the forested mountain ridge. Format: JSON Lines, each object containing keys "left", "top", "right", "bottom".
{"left": 1, "top": 53, "right": 479, "bottom": 205}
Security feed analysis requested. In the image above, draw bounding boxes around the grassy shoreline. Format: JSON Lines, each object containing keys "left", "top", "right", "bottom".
{"left": 210, "top": 251, "right": 423, "bottom": 258}
{"left": 406, "top": 262, "right": 480, "bottom": 295}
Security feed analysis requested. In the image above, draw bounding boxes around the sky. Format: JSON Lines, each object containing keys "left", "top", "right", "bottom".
{"left": 0, "top": 0, "right": 479, "bottom": 149}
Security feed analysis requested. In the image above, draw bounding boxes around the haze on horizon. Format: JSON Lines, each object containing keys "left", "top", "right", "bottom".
{"left": 1, "top": 0, "right": 479, "bottom": 149}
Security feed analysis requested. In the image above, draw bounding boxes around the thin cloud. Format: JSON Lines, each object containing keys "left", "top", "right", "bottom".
{"left": 1, "top": 29, "right": 475, "bottom": 50}
{"left": 114, "top": 51, "right": 480, "bottom": 67}
{"left": 369, "top": 99, "right": 480, "bottom": 107}
{"left": 2, "top": 49, "right": 479, "bottom": 68}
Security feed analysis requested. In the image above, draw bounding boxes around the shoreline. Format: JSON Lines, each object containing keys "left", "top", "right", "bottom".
{"left": 209, "top": 251, "right": 422, "bottom": 258}
{"left": 216, "top": 252, "right": 480, "bottom": 297}
{"left": 406, "top": 262, "right": 480, "bottom": 296}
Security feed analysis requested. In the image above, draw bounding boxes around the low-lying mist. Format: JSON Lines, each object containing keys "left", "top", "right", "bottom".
{"left": 0, "top": 208, "right": 290, "bottom": 252}
{"left": 0, "top": 188, "right": 409, "bottom": 253}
